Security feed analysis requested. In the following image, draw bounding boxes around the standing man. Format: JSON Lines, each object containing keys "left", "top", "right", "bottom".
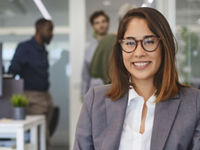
{"left": 8, "top": 18, "right": 54, "bottom": 149}
{"left": 82, "top": 10, "right": 110, "bottom": 97}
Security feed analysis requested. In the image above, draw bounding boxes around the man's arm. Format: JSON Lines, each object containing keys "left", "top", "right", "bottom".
{"left": 8, "top": 44, "right": 26, "bottom": 76}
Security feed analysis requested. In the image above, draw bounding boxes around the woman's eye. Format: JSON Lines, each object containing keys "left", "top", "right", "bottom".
{"left": 144, "top": 39, "right": 154, "bottom": 45}
{"left": 125, "top": 41, "right": 136, "bottom": 46}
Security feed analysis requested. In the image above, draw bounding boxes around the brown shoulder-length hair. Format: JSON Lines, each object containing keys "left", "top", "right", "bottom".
{"left": 106, "top": 7, "right": 185, "bottom": 102}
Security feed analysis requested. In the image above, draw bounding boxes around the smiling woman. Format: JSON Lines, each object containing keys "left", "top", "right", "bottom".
{"left": 74, "top": 7, "right": 200, "bottom": 150}
{"left": 107, "top": 8, "right": 181, "bottom": 102}
{"left": 121, "top": 17, "right": 162, "bottom": 101}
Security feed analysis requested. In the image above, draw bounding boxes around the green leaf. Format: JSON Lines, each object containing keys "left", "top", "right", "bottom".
{"left": 10, "top": 94, "right": 28, "bottom": 107}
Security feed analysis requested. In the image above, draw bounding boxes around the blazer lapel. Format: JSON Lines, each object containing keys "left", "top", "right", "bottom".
{"left": 150, "top": 95, "right": 181, "bottom": 150}
{"left": 101, "top": 93, "right": 128, "bottom": 150}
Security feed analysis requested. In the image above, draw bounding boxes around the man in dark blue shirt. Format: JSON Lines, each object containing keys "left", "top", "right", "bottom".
{"left": 8, "top": 18, "right": 54, "bottom": 149}
{"left": 9, "top": 37, "right": 49, "bottom": 91}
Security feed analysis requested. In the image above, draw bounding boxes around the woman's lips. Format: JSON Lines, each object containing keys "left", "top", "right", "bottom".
{"left": 132, "top": 61, "right": 151, "bottom": 70}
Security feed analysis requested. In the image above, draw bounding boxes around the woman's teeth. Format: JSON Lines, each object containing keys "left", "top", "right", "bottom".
{"left": 133, "top": 62, "right": 150, "bottom": 66}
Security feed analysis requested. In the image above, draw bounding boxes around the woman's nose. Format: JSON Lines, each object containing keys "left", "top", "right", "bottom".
{"left": 133, "top": 41, "right": 146, "bottom": 57}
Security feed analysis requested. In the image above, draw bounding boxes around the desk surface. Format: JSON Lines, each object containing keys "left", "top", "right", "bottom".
{"left": 0, "top": 115, "right": 46, "bottom": 150}
{"left": 0, "top": 115, "right": 45, "bottom": 128}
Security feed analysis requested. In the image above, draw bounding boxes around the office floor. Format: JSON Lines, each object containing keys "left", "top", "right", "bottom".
{"left": 50, "top": 145, "right": 68, "bottom": 150}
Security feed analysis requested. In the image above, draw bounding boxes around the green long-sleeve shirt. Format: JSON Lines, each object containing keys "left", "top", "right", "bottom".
{"left": 89, "top": 34, "right": 116, "bottom": 84}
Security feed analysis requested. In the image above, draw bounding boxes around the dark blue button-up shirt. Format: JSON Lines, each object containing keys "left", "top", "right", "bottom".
{"left": 8, "top": 37, "right": 49, "bottom": 91}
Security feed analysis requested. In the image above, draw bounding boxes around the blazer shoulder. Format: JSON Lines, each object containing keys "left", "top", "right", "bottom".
{"left": 83, "top": 84, "right": 111, "bottom": 104}
{"left": 179, "top": 87, "right": 200, "bottom": 98}
{"left": 179, "top": 87, "right": 200, "bottom": 112}
{"left": 93, "top": 84, "right": 111, "bottom": 96}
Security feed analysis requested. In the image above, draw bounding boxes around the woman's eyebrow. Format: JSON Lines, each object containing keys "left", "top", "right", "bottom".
{"left": 123, "top": 34, "right": 155, "bottom": 40}
{"left": 124, "top": 36, "right": 135, "bottom": 39}
{"left": 144, "top": 35, "right": 156, "bottom": 38}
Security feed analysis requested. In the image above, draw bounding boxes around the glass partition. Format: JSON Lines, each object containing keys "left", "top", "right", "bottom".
{"left": 176, "top": 0, "right": 200, "bottom": 86}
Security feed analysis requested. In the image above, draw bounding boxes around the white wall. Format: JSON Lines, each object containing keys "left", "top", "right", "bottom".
{"left": 156, "top": 0, "right": 176, "bottom": 33}
{"left": 69, "top": 0, "right": 86, "bottom": 149}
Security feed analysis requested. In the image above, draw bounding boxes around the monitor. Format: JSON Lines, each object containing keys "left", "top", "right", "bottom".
{"left": 0, "top": 43, "right": 2, "bottom": 96}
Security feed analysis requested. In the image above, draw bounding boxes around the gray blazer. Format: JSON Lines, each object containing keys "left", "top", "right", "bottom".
{"left": 74, "top": 85, "right": 200, "bottom": 150}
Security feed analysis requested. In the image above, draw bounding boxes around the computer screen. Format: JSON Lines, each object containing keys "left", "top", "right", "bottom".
{"left": 0, "top": 43, "right": 2, "bottom": 96}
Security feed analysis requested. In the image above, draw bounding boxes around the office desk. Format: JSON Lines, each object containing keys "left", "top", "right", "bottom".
{"left": 0, "top": 115, "right": 46, "bottom": 150}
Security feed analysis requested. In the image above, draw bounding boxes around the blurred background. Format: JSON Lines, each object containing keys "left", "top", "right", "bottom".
{"left": 0, "top": 0, "right": 200, "bottom": 149}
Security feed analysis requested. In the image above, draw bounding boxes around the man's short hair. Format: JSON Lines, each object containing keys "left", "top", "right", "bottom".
{"left": 35, "top": 18, "right": 52, "bottom": 30}
{"left": 89, "top": 10, "right": 109, "bottom": 25}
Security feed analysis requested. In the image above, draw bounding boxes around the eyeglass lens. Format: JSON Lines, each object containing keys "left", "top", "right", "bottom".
{"left": 120, "top": 36, "right": 160, "bottom": 53}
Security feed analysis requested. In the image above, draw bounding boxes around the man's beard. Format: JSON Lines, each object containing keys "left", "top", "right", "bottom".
{"left": 97, "top": 31, "right": 107, "bottom": 36}
{"left": 42, "top": 36, "right": 52, "bottom": 45}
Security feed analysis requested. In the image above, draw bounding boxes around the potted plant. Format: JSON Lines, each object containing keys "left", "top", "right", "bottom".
{"left": 10, "top": 94, "right": 28, "bottom": 120}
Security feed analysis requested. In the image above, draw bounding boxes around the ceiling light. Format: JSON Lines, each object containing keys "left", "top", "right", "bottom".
{"left": 141, "top": 3, "right": 148, "bottom": 7}
{"left": 103, "top": 0, "right": 111, "bottom": 6}
{"left": 148, "top": 0, "right": 154, "bottom": 3}
{"left": 33, "top": 0, "right": 52, "bottom": 20}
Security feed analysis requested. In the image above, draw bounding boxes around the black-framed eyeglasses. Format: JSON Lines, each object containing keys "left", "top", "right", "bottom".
{"left": 119, "top": 35, "right": 161, "bottom": 53}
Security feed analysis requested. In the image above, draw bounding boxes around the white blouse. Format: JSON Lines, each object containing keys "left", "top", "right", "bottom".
{"left": 119, "top": 87, "right": 156, "bottom": 150}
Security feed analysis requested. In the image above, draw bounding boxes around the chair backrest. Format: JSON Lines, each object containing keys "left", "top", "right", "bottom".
{"left": 0, "top": 78, "right": 24, "bottom": 118}
{"left": 49, "top": 106, "right": 60, "bottom": 137}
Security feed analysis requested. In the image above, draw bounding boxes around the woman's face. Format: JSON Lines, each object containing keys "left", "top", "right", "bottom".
{"left": 122, "top": 17, "right": 161, "bottom": 83}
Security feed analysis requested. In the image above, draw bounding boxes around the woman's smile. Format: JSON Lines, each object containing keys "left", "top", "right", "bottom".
{"left": 131, "top": 61, "right": 152, "bottom": 70}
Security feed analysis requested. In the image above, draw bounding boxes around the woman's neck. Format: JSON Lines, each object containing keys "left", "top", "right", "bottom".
{"left": 132, "top": 79, "right": 156, "bottom": 101}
